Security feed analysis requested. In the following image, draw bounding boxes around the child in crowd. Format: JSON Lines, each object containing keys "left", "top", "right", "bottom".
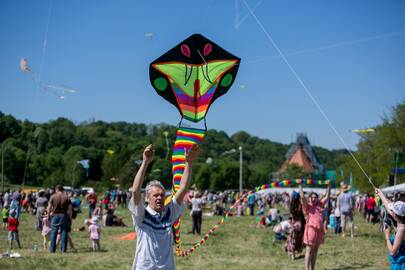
{"left": 42, "top": 210, "right": 51, "bottom": 249}
{"left": 92, "top": 204, "right": 103, "bottom": 220}
{"left": 8, "top": 209, "right": 21, "bottom": 250}
{"left": 334, "top": 205, "right": 342, "bottom": 234}
{"left": 2, "top": 205, "right": 9, "bottom": 230}
{"left": 88, "top": 218, "right": 101, "bottom": 251}
{"left": 328, "top": 211, "right": 336, "bottom": 232}
{"left": 237, "top": 200, "right": 244, "bottom": 216}
{"left": 256, "top": 215, "right": 267, "bottom": 228}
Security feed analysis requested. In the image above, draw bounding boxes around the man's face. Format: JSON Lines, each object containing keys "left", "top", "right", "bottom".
{"left": 147, "top": 186, "right": 166, "bottom": 213}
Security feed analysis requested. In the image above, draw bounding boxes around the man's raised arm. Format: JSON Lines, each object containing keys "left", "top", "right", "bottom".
{"left": 132, "top": 144, "right": 154, "bottom": 205}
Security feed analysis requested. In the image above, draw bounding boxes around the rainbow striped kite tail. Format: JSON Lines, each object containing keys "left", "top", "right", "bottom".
{"left": 169, "top": 126, "right": 206, "bottom": 257}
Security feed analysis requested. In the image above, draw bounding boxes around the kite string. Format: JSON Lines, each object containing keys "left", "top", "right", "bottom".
{"left": 244, "top": 29, "right": 405, "bottom": 65}
{"left": 234, "top": 0, "right": 264, "bottom": 29}
{"left": 39, "top": 0, "right": 53, "bottom": 82}
{"left": 22, "top": 0, "right": 54, "bottom": 186}
{"left": 241, "top": 0, "right": 376, "bottom": 189}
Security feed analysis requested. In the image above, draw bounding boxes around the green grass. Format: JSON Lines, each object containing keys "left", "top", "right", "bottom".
{"left": 0, "top": 206, "right": 389, "bottom": 270}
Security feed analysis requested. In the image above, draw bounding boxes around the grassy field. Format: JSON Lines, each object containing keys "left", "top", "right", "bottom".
{"left": 0, "top": 205, "right": 389, "bottom": 270}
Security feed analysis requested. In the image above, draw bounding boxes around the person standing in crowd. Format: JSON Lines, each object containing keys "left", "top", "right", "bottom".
{"left": 10, "top": 188, "right": 22, "bottom": 219}
{"left": 121, "top": 190, "right": 128, "bottom": 208}
{"left": 286, "top": 191, "right": 305, "bottom": 260}
{"left": 88, "top": 217, "right": 101, "bottom": 252}
{"left": 375, "top": 188, "right": 405, "bottom": 269}
{"left": 338, "top": 184, "right": 354, "bottom": 237}
{"left": 2, "top": 205, "right": 9, "bottom": 230}
{"left": 300, "top": 183, "right": 330, "bottom": 270}
{"left": 190, "top": 191, "right": 203, "bottom": 235}
{"left": 334, "top": 204, "right": 342, "bottom": 234}
{"left": 3, "top": 189, "right": 11, "bottom": 208}
{"left": 366, "top": 193, "right": 376, "bottom": 223}
{"left": 35, "top": 190, "right": 48, "bottom": 231}
{"left": 247, "top": 191, "right": 256, "bottom": 216}
{"left": 42, "top": 210, "right": 51, "bottom": 249}
{"left": 46, "top": 185, "right": 72, "bottom": 253}
{"left": 86, "top": 191, "right": 97, "bottom": 219}
{"left": 128, "top": 144, "right": 198, "bottom": 270}
{"left": 8, "top": 209, "right": 21, "bottom": 250}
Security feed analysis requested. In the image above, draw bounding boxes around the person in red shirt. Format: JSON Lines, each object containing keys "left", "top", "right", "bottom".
{"left": 8, "top": 209, "right": 21, "bottom": 250}
{"left": 365, "top": 194, "right": 376, "bottom": 223}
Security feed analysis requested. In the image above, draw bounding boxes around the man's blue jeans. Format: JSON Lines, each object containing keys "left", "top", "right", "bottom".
{"left": 49, "top": 214, "right": 69, "bottom": 252}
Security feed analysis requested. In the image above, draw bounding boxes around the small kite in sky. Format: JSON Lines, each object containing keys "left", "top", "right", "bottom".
{"left": 20, "top": 57, "right": 76, "bottom": 99}
{"left": 351, "top": 128, "right": 375, "bottom": 133}
{"left": 145, "top": 32, "right": 154, "bottom": 40}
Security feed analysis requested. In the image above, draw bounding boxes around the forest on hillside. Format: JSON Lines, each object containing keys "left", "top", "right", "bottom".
{"left": 0, "top": 111, "right": 348, "bottom": 191}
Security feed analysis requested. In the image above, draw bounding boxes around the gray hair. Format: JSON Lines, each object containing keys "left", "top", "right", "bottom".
{"left": 145, "top": 180, "right": 165, "bottom": 197}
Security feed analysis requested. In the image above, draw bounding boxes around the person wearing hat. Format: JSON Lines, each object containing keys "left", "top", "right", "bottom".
{"left": 338, "top": 184, "right": 354, "bottom": 238}
{"left": 375, "top": 188, "right": 405, "bottom": 269}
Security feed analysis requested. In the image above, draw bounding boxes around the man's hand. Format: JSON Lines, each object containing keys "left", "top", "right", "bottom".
{"left": 143, "top": 144, "right": 154, "bottom": 164}
{"left": 185, "top": 145, "right": 199, "bottom": 164}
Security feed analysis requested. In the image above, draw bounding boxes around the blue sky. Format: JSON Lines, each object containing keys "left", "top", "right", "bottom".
{"left": 1, "top": 0, "right": 404, "bottom": 150}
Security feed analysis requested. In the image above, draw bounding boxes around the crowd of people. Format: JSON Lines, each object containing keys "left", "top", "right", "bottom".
{"left": 1, "top": 144, "right": 404, "bottom": 270}
{"left": 0, "top": 186, "right": 131, "bottom": 253}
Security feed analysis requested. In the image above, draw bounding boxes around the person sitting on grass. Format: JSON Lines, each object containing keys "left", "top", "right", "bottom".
{"left": 8, "top": 209, "right": 21, "bottom": 250}
{"left": 256, "top": 215, "right": 267, "bottom": 229}
{"left": 273, "top": 217, "right": 293, "bottom": 241}
{"left": 129, "top": 144, "right": 199, "bottom": 270}
{"left": 105, "top": 208, "right": 126, "bottom": 227}
{"left": 375, "top": 188, "right": 405, "bottom": 270}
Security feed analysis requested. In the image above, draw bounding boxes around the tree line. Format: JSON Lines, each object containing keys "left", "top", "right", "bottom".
{"left": 1, "top": 100, "right": 403, "bottom": 192}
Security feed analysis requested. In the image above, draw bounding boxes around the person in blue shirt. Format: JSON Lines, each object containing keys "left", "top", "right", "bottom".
{"left": 247, "top": 191, "right": 256, "bottom": 216}
{"left": 376, "top": 188, "right": 405, "bottom": 270}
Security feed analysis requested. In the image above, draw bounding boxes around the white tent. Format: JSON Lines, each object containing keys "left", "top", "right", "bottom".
{"left": 381, "top": 183, "right": 405, "bottom": 195}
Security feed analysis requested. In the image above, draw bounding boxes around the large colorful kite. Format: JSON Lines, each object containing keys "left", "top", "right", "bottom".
{"left": 150, "top": 34, "right": 240, "bottom": 123}
{"left": 149, "top": 34, "right": 240, "bottom": 256}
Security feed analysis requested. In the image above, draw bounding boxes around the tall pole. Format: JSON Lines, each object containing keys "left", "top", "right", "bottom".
{"left": 394, "top": 151, "right": 399, "bottom": 187}
{"left": 72, "top": 162, "right": 78, "bottom": 188}
{"left": 239, "top": 146, "right": 243, "bottom": 195}
{"left": 1, "top": 143, "right": 4, "bottom": 193}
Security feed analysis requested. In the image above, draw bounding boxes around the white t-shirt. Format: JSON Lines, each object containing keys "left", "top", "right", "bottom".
{"left": 190, "top": 198, "right": 202, "bottom": 212}
{"left": 128, "top": 198, "right": 185, "bottom": 270}
{"left": 269, "top": 208, "right": 279, "bottom": 222}
{"left": 280, "top": 220, "right": 292, "bottom": 233}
